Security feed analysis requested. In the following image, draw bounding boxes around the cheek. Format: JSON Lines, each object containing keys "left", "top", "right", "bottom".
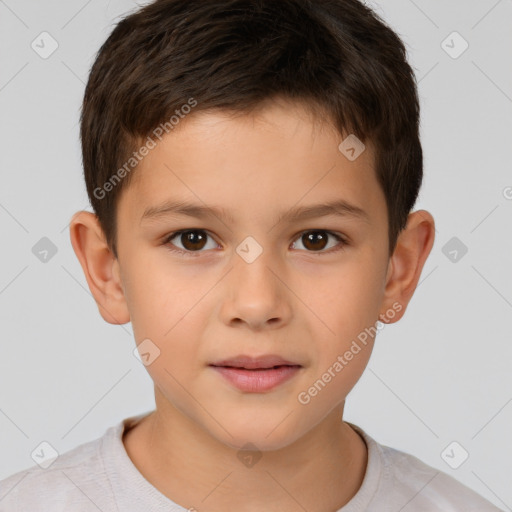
{"left": 302, "top": 257, "right": 383, "bottom": 389}
{"left": 296, "top": 346, "right": 373, "bottom": 416}
{"left": 311, "top": 267, "right": 383, "bottom": 341}
{"left": 122, "top": 257, "right": 197, "bottom": 340}
{"left": 124, "top": 264, "right": 209, "bottom": 368}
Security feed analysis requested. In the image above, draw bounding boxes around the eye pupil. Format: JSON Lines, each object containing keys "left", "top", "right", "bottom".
{"left": 302, "top": 231, "right": 328, "bottom": 251}
{"left": 182, "top": 230, "right": 207, "bottom": 250}
{"left": 167, "top": 229, "right": 343, "bottom": 256}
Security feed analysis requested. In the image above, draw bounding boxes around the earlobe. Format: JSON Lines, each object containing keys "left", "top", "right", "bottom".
{"left": 69, "top": 211, "right": 130, "bottom": 325}
{"left": 379, "top": 210, "right": 435, "bottom": 324}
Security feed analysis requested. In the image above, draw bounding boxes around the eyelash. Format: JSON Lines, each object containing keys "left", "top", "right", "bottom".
{"left": 162, "top": 229, "right": 348, "bottom": 257}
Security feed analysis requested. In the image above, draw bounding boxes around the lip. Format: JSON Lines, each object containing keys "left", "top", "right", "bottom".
{"left": 209, "top": 354, "right": 302, "bottom": 392}
{"left": 210, "top": 354, "right": 300, "bottom": 369}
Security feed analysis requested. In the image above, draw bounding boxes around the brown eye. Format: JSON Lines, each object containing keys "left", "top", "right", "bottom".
{"left": 180, "top": 231, "right": 207, "bottom": 250}
{"left": 165, "top": 229, "right": 217, "bottom": 254}
{"left": 303, "top": 231, "right": 328, "bottom": 250}
{"left": 292, "top": 230, "right": 346, "bottom": 253}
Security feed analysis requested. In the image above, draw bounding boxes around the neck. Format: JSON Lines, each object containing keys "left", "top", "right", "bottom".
{"left": 123, "top": 393, "right": 367, "bottom": 512}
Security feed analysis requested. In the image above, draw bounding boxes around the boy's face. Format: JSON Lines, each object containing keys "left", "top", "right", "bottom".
{"left": 80, "top": 99, "right": 430, "bottom": 451}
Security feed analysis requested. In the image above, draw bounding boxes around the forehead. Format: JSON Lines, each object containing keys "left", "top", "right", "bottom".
{"left": 119, "top": 100, "right": 383, "bottom": 227}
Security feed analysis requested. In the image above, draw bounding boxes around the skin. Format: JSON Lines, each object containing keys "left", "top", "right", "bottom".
{"left": 69, "top": 97, "right": 435, "bottom": 512}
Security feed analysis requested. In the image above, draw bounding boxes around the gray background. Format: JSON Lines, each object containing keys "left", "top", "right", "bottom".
{"left": 1, "top": 0, "right": 511, "bottom": 509}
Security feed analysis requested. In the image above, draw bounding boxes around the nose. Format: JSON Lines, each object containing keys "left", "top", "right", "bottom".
{"left": 218, "top": 247, "right": 293, "bottom": 331}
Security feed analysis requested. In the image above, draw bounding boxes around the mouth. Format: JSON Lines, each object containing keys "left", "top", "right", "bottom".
{"left": 209, "top": 355, "right": 302, "bottom": 392}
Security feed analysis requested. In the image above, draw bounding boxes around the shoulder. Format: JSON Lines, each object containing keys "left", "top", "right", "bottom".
{"left": 383, "top": 445, "right": 501, "bottom": 510}
{"left": 350, "top": 424, "right": 504, "bottom": 512}
{"left": 0, "top": 425, "right": 118, "bottom": 512}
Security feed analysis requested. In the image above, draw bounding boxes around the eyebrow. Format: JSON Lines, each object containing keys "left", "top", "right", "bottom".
{"left": 140, "top": 198, "right": 370, "bottom": 225}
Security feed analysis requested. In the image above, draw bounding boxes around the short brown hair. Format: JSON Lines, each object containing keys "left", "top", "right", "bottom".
{"left": 80, "top": 0, "right": 422, "bottom": 259}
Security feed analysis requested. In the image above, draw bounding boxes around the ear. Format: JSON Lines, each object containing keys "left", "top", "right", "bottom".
{"left": 378, "top": 210, "right": 435, "bottom": 324}
{"left": 69, "top": 211, "right": 130, "bottom": 325}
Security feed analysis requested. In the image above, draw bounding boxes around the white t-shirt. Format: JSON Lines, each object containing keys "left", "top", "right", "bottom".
{"left": 0, "top": 412, "right": 504, "bottom": 511}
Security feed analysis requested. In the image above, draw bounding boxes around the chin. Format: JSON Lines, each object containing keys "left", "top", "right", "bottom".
{"left": 208, "top": 413, "right": 308, "bottom": 452}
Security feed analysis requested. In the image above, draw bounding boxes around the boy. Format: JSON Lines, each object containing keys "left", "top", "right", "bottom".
{"left": 0, "top": 0, "right": 504, "bottom": 510}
